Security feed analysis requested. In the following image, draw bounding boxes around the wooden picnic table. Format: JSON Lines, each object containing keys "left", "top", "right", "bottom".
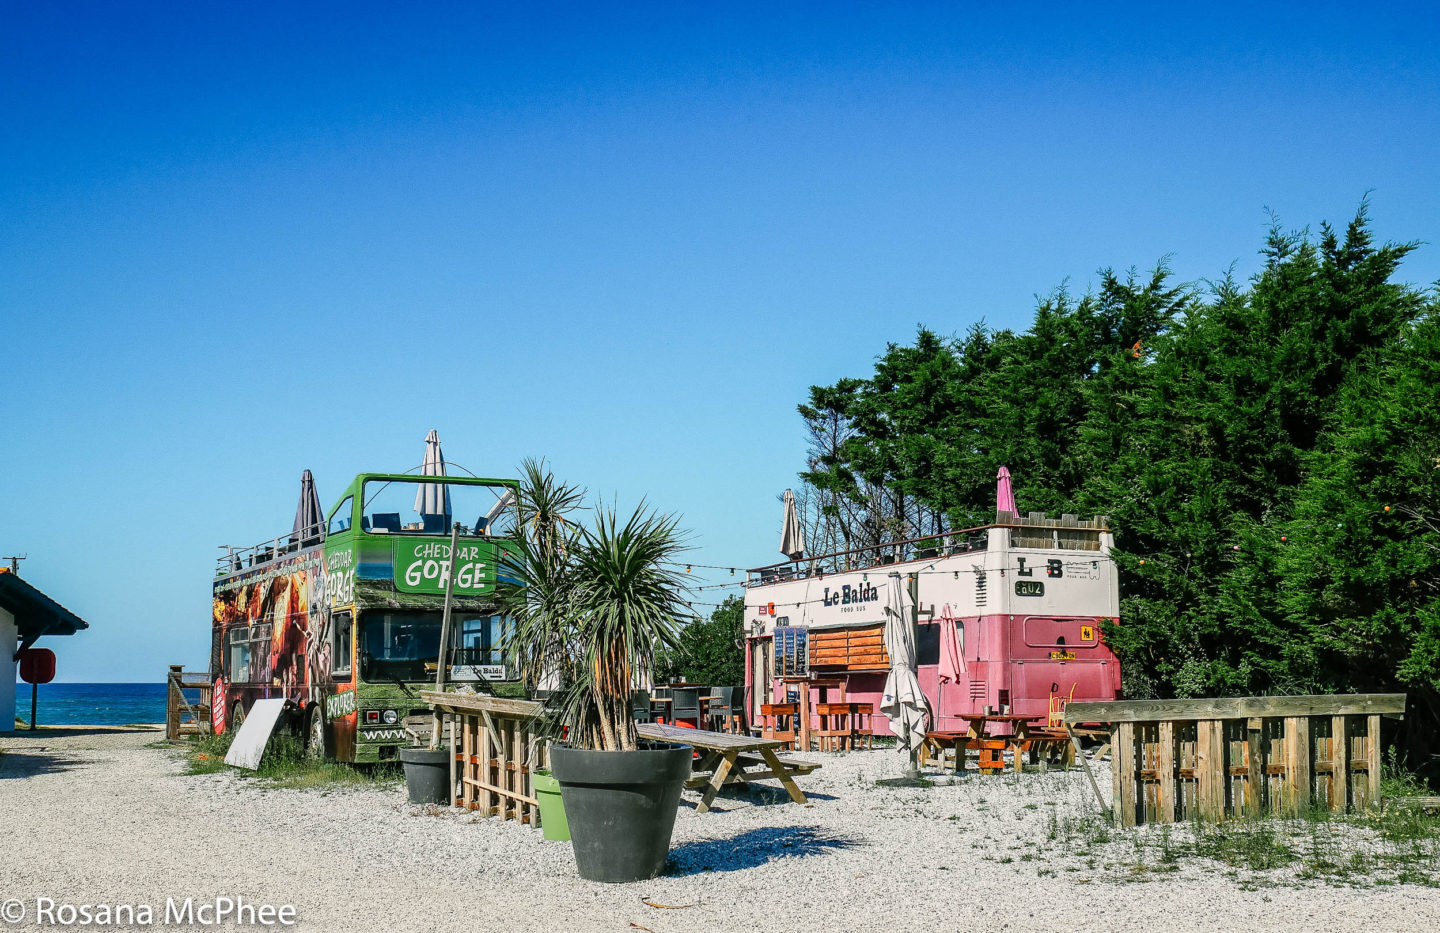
{"left": 922, "top": 713, "right": 1069, "bottom": 774}
{"left": 919, "top": 731, "right": 969, "bottom": 773}
{"left": 636, "top": 722, "right": 819, "bottom": 812}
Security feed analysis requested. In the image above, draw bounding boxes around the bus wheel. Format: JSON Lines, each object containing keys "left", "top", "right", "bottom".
{"left": 306, "top": 708, "right": 329, "bottom": 760}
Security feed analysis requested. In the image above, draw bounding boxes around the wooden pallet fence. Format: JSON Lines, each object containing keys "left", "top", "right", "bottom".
{"left": 808, "top": 624, "right": 889, "bottom": 672}
{"left": 1065, "top": 694, "right": 1405, "bottom": 826}
{"left": 421, "top": 691, "right": 548, "bottom": 828}
{"left": 166, "top": 665, "right": 214, "bottom": 740}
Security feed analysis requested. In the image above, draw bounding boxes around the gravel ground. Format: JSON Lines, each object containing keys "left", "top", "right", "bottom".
{"left": 2, "top": 727, "right": 1438, "bottom": 932}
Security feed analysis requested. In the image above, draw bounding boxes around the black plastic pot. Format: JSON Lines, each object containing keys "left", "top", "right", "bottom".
{"left": 399, "top": 747, "right": 450, "bottom": 805}
{"left": 549, "top": 742, "right": 692, "bottom": 883}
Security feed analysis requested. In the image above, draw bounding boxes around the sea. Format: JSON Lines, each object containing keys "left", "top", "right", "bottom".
{"left": 14, "top": 682, "right": 170, "bottom": 726}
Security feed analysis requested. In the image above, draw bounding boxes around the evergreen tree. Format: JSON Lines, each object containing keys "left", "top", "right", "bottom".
{"left": 791, "top": 203, "right": 1438, "bottom": 748}
{"left": 653, "top": 596, "right": 746, "bottom": 686}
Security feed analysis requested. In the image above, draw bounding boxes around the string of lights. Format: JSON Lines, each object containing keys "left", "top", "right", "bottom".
{"left": 662, "top": 561, "right": 742, "bottom": 575}
{"left": 667, "top": 503, "right": 1411, "bottom": 610}
{"left": 689, "top": 580, "right": 746, "bottom": 591}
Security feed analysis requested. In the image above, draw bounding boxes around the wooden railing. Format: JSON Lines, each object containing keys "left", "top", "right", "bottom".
{"left": 1065, "top": 694, "right": 1406, "bottom": 826}
{"left": 165, "top": 665, "right": 214, "bottom": 740}
{"left": 421, "top": 691, "right": 548, "bottom": 828}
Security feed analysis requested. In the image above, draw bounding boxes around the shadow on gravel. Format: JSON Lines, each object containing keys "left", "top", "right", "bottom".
{"left": 0, "top": 749, "right": 88, "bottom": 779}
{"left": 681, "top": 785, "right": 839, "bottom": 810}
{"left": 666, "top": 826, "right": 860, "bottom": 875}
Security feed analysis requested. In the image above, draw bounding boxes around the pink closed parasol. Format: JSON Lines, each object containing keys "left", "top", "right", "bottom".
{"left": 996, "top": 465, "right": 1018, "bottom": 516}
{"left": 936, "top": 605, "right": 964, "bottom": 684}
{"left": 936, "top": 604, "right": 965, "bottom": 729}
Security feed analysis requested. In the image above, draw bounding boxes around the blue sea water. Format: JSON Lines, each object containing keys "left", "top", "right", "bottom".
{"left": 14, "top": 682, "right": 170, "bottom": 726}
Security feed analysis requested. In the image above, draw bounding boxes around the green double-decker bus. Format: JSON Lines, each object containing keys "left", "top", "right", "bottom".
{"left": 211, "top": 472, "right": 520, "bottom": 762}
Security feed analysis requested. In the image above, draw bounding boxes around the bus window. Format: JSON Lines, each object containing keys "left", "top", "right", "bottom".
{"left": 328, "top": 496, "right": 354, "bottom": 535}
{"left": 227, "top": 623, "right": 272, "bottom": 684}
{"left": 917, "top": 621, "right": 940, "bottom": 666}
{"left": 329, "top": 611, "right": 353, "bottom": 681}
{"left": 458, "top": 615, "right": 508, "bottom": 666}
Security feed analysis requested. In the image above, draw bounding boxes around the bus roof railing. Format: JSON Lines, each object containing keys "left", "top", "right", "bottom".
{"left": 216, "top": 522, "right": 326, "bottom": 577}
{"left": 745, "top": 511, "right": 1108, "bottom": 588}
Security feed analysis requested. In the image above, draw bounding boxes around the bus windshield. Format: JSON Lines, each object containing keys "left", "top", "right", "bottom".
{"left": 358, "top": 610, "right": 508, "bottom": 683}
{"left": 360, "top": 611, "right": 444, "bottom": 683}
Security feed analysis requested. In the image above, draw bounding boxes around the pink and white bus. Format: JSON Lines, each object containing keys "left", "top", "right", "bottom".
{"left": 743, "top": 492, "right": 1121, "bottom": 736}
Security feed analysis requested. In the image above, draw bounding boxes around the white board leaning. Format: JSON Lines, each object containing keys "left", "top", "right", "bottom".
{"left": 223, "top": 697, "right": 290, "bottom": 771}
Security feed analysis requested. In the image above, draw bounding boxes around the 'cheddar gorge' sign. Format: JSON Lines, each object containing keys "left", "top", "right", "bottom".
{"left": 392, "top": 539, "right": 496, "bottom": 595}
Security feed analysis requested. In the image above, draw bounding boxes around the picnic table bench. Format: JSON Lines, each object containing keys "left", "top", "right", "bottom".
{"left": 637, "top": 722, "right": 820, "bottom": 812}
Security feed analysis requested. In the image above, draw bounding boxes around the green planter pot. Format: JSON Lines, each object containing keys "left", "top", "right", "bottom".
{"left": 533, "top": 770, "right": 570, "bottom": 841}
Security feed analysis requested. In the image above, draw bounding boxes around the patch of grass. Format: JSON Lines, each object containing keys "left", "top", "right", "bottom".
{"left": 1037, "top": 806, "right": 1440, "bottom": 889}
{"left": 185, "top": 730, "right": 235, "bottom": 775}
{"left": 250, "top": 735, "right": 402, "bottom": 789}
{"left": 1381, "top": 745, "right": 1433, "bottom": 800}
{"left": 1191, "top": 822, "right": 1296, "bottom": 872}
{"left": 179, "top": 730, "right": 402, "bottom": 789}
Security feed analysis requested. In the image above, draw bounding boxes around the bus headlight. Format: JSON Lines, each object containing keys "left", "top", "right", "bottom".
{"left": 382, "top": 709, "right": 399, "bottom": 724}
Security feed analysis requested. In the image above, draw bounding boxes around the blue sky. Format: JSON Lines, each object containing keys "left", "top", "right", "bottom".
{"left": 3, "top": 2, "right": 1438, "bottom": 681}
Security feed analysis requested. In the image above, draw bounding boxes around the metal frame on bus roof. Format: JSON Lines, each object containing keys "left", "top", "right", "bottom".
{"left": 746, "top": 511, "right": 1109, "bottom": 587}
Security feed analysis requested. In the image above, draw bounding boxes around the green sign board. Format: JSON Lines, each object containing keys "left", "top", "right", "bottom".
{"left": 391, "top": 539, "right": 495, "bottom": 595}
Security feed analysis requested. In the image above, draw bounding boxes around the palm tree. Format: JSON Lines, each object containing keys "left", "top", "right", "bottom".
{"left": 497, "top": 463, "right": 691, "bottom": 751}
{"left": 501, "top": 459, "right": 585, "bottom": 690}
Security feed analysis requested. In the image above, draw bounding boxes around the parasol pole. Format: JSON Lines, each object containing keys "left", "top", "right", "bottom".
{"left": 903, "top": 571, "right": 921, "bottom": 782}
{"left": 431, "top": 521, "right": 461, "bottom": 749}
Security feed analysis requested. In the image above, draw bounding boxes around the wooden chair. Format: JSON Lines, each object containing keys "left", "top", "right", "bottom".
{"left": 761, "top": 702, "right": 798, "bottom": 750}
{"left": 815, "top": 702, "right": 855, "bottom": 751}
{"left": 850, "top": 702, "right": 875, "bottom": 749}
{"left": 1047, "top": 683, "right": 1076, "bottom": 730}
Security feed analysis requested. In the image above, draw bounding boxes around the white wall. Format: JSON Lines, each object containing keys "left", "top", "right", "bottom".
{"left": 746, "top": 531, "right": 1119, "bottom": 637}
{"left": 1, "top": 607, "right": 16, "bottom": 730}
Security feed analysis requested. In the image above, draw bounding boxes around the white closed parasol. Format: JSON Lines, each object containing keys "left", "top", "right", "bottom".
{"left": 414, "top": 429, "right": 452, "bottom": 525}
{"left": 880, "top": 572, "right": 929, "bottom": 780}
{"left": 779, "top": 488, "right": 805, "bottom": 560}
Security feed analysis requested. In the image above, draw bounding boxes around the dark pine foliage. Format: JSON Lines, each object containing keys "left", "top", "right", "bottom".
{"left": 796, "top": 204, "right": 1440, "bottom": 763}
{"left": 654, "top": 595, "right": 746, "bottom": 687}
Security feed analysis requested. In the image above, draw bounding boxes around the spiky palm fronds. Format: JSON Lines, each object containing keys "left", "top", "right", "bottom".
{"left": 496, "top": 465, "right": 690, "bottom": 751}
